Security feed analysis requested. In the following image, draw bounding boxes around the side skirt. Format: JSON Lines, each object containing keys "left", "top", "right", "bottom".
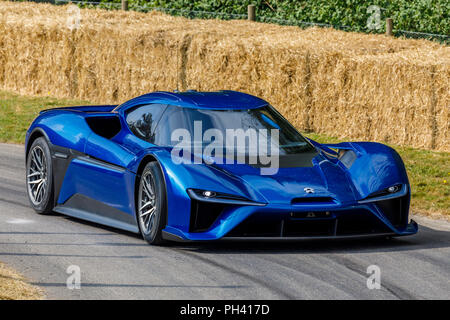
{"left": 54, "top": 193, "right": 139, "bottom": 234}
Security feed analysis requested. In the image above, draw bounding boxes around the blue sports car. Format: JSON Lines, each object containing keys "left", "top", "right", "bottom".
{"left": 25, "top": 90, "right": 418, "bottom": 244}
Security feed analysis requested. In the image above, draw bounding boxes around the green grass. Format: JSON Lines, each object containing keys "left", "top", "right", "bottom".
{"left": 0, "top": 90, "right": 448, "bottom": 216}
{"left": 0, "top": 91, "right": 88, "bottom": 144}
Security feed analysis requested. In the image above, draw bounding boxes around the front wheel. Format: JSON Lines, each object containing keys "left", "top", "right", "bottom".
{"left": 26, "top": 137, "right": 54, "bottom": 214}
{"left": 137, "top": 162, "right": 167, "bottom": 245}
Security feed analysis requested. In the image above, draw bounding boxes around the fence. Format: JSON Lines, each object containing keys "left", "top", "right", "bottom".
{"left": 14, "top": 0, "right": 450, "bottom": 44}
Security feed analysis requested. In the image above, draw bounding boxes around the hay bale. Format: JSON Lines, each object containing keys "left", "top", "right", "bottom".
{"left": 0, "top": 2, "right": 448, "bottom": 151}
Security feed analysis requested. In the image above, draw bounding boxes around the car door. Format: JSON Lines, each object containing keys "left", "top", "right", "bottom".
{"left": 56, "top": 113, "right": 138, "bottom": 231}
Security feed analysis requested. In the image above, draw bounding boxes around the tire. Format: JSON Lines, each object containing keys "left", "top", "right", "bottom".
{"left": 136, "top": 162, "right": 167, "bottom": 245}
{"left": 26, "top": 137, "right": 54, "bottom": 214}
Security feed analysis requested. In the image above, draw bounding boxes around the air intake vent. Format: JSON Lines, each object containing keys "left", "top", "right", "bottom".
{"left": 375, "top": 193, "right": 409, "bottom": 228}
{"left": 189, "top": 199, "right": 225, "bottom": 233}
{"left": 85, "top": 115, "right": 121, "bottom": 139}
{"left": 291, "top": 197, "right": 335, "bottom": 205}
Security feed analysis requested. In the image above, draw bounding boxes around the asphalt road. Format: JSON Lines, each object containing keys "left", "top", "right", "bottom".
{"left": 0, "top": 143, "right": 449, "bottom": 300}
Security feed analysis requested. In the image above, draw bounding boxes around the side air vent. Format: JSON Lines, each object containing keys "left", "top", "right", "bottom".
{"left": 291, "top": 197, "right": 335, "bottom": 205}
{"left": 85, "top": 116, "right": 121, "bottom": 139}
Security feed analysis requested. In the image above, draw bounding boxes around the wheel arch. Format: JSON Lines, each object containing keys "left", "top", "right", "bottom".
{"left": 26, "top": 128, "right": 50, "bottom": 161}
{"left": 134, "top": 153, "right": 169, "bottom": 230}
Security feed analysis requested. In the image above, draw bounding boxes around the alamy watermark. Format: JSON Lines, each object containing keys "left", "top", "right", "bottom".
{"left": 170, "top": 121, "right": 280, "bottom": 175}
{"left": 66, "top": 265, "right": 81, "bottom": 290}
{"left": 367, "top": 5, "right": 382, "bottom": 31}
{"left": 366, "top": 265, "right": 381, "bottom": 290}
{"left": 67, "top": 4, "right": 81, "bottom": 31}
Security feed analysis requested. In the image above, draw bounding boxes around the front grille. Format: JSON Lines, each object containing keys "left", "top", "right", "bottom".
{"left": 284, "top": 219, "right": 336, "bottom": 237}
{"left": 226, "top": 219, "right": 282, "bottom": 237}
{"left": 226, "top": 209, "right": 392, "bottom": 238}
{"left": 336, "top": 211, "right": 392, "bottom": 235}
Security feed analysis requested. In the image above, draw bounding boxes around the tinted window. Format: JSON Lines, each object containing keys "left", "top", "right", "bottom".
{"left": 154, "top": 104, "right": 315, "bottom": 155}
{"left": 154, "top": 105, "right": 191, "bottom": 147}
{"left": 126, "top": 104, "right": 166, "bottom": 143}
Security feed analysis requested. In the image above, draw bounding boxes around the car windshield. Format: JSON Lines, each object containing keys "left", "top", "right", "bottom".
{"left": 154, "top": 105, "right": 316, "bottom": 156}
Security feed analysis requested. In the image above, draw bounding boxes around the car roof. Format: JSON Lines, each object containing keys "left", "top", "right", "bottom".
{"left": 114, "top": 90, "right": 268, "bottom": 112}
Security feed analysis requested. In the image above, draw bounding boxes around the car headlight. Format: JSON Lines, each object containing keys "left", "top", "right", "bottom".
{"left": 361, "top": 184, "right": 404, "bottom": 202}
{"left": 187, "top": 189, "right": 266, "bottom": 206}
{"left": 201, "top": 190, "right": 216, "bottom": 198}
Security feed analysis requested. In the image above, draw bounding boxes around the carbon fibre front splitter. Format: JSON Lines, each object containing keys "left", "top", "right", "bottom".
{"left": 162, "top": 220, "right": 418, "bottom": 242}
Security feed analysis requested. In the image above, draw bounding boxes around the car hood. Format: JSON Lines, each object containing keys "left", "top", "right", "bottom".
{"left": 208, "top": 153, "right": 357, "bottom": 205}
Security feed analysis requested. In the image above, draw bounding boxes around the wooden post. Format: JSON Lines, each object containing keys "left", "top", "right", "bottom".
{"left": 121, "top": 0, "right": 128, "bottom": 11}
{"left": 248, "top": 5, "right": 256, "bottom": 21}
{"left": 386, "top": 18, "right": 393, "bottom": 36}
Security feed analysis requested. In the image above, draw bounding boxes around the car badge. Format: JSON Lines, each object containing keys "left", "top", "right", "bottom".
{"left": 304, "top": 187, "right": 315, "bottom": 194}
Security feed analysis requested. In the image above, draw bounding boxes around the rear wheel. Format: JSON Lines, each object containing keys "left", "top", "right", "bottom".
{"left": 26, "top": 137, "right": 54, "bottom": 214}
{"left": 137, "top": 162, "right": 167, "bottom": 245}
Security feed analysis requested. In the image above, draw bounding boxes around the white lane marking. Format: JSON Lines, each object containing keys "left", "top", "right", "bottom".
{"left": 6, "top": 218, "right": 34, "bottom": 224}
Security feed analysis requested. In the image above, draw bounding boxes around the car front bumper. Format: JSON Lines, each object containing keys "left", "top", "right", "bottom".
{"left": 161, "top": 200, "right": 419, "bottom": 242}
